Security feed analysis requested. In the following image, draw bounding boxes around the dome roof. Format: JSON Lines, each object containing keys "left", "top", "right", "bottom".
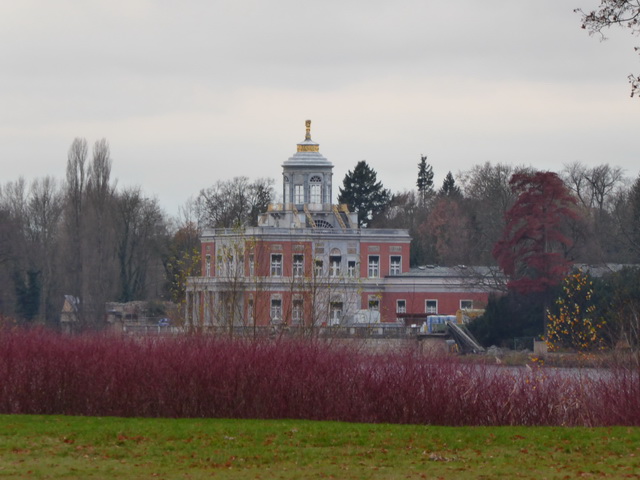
{"left": 282, "top": 120, "right": 333, "bottom": 169}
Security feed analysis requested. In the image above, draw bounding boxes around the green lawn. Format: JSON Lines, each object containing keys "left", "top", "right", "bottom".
{"left": 0, "top": 415, "right": 638, "bottom": 479}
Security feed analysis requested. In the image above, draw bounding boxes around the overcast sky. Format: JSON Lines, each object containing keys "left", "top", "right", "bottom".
{"left": 1, "top": 0, "right": 638, "bottom": 217}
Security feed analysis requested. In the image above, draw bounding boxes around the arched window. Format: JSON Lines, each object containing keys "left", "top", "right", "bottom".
{"left": 310, "top": 176, "right": 322, "bottom": 204}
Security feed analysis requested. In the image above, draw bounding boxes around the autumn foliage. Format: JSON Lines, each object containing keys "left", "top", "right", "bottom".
{"left": 546, "top": 270, "right": 607, "bottom": 352}
{"left": 0, "top": 329, "right": 638, "bottom": 426}
{"left": 493, "top": 172, "right": 579, "bottom": 294}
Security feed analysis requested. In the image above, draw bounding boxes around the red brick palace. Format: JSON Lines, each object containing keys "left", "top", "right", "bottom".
{"left": 185, "top": 121, "right": 498, "bottom": 329}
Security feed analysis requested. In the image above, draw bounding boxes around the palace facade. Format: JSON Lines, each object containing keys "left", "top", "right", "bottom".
{"left": 185, "top": 121, "right": 497, "bottom": 329}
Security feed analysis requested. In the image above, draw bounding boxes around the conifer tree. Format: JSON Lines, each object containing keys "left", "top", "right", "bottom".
{"left": 416, "top": 155, "right": 434, "bottom": 207}
{"left": 338, "top": 161, "right": 391, "bottom": 228}
{"left": 438, "top": 171, "right": 462, "bottom": 198}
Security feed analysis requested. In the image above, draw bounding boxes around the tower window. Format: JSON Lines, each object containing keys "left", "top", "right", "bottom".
{"left": 310, "top": 176, "right": 322, "bottom": 204}
{"left": 294, "top": 185, "right": 304, "bottom": 204}
{"left": 284, "top": 176, "right": 290, "bottom": 204}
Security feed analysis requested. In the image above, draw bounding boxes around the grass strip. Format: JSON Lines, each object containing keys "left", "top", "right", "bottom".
{"left": 0, "top": 415, "right": 638, "bottom": 479}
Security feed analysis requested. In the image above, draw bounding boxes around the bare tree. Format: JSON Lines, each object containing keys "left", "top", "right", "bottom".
{"left": 116, "top": 188, "right": 167, "bottom": 302}
{"left": 458, "top": 162, "right": 531, "bottom": 265}
{"left": 576, "top": 1, "right": 640, "bottom": 97}
{"left": 84, "top": 139, "right": 118, "bottom": 320}
{"left": 27, "top": 177, "right": 63, "bottom": 323}
{"left": 63, "top": 138, "right": 88, "bottom": 321}
{"left": 561, "top": 162, "right": 628, "bottom": 263}
{"left": 195, "top": 177, "right": 274, "bottom": 228}
{"left": 0, "top": 179, "right": 29, "bottom": 319}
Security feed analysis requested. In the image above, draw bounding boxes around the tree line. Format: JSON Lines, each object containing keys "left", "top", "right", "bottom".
{"left": 2, "top": 137, "right": 640, "bottom": 338}
{"left": 338, "top": 156, "right": 640, "bottom": 349}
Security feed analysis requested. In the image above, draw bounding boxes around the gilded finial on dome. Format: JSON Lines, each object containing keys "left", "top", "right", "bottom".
{"left": 305, "top": 119, "right": 311, "bottom": 140}
{"left": 297, "top": 119, "right": 320, "bottom": 152}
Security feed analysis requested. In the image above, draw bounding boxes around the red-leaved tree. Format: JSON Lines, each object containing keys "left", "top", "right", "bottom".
{"left": 493, "top": 172, "right": 579, "bottom": 294}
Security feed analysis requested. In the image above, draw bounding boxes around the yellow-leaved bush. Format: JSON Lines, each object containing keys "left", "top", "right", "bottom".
{"left": 546, "top": 270, "right": 606, "bottom": 352}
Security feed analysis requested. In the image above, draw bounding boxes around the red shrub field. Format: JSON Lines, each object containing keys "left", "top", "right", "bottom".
{"left": 0, "top": 328, "right": 638, "bottom": 426}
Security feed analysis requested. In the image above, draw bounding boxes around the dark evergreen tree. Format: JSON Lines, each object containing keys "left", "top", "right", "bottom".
{"left": 14, "top": 269, "right": 41, "bottom": 322}
{"left": 438, "top": 171, "right": 462, "bottom": 198}
{"left": 338, "top": 161, "right": 391, "bottom": 228}
{"left": 467, "top": 290, "right": 547, "bottom": 348}
{"left": 416, "top": 155, "right": 434, "bottom": 206}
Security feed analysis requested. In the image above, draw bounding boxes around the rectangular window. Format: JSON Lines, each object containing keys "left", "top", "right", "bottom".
{"left": 426, "top": 300, "right": 438, "bottom": 314}
{"left": 368, "top": 298, "right": 380, "bottom": 311}
{"left": 310, "top": 184, "right": 321, "bottom": 204}
{"left": 236, "top": 255, "right": 244, "bottom": 278}
{"left": 205, "top": 254, "right": 211, "bottom": 277}
{"left": 347, "top": 260, "right": 356, "bottom": 278}
{"left": 294, "top": 185, "right": 304, "bottom": 204}
{"left": 314, "top": 259, "right": 323, "bottom": 277}
{"left": 293, "top": 254, "right": 304, "bottom": 277}
{"left": 368, "top": 255, "right": 380, "bottom": 278}
{"left": 270, "top": 298, "right": 282, "bottom": 321}
{"left": 270, "top": 254, "right": 282, "bottom": 277}
{"left": 396, "top": 299, "right": 406, "bottom": 313}
{"left": 248, "top": 254, "right": 255, "bottom": 277}
{"left": 460, "top": 300, "right": 473, "bottom": 310}
{"left": 329, "top": 255, "right": 341, "bottom": 277}
{"left": 330, "top": 302, "right": 343, "bottom": 325}
{"left": 247, "top": 298, "right": 254, "bottom": 324}
{"left": 390, "top": 255, "right": 401, "bottom": 275}
{"left": 292, "top": 299, "right": 303, "bottom": 325}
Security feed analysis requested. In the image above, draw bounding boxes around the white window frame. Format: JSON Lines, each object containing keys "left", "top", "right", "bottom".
{"left": 390, "top": 255, "right": 401, "bottom": 275}
{"left": 270, "top": 254, "right": 282, "bottom": 277}
{"left": 205, "top": 254, "right": 211, "bottom": 277}
{"left": 368, "top": 255, "right": 380, "bottom": 278}
{"left": 248, "top": 254, "right": 255, "bottom": 277}
{"left": 368, "top": 297, "right": 380, "bottom": 311}
{"left": 284, "top": 176, "right": 290, "bottom": 204}
{"left": 310, "top": 176, "right": 322, "bottom": 204}
{"left": 247, "top": 297, "right": 254, "bottom": 323}
{"left": 270, "top": 297, "right": 282, "bottom": 321}
{"left": 329, "top": 255, "right": 341, "bottom": 277}
{"left": 314, "top": 259, "right": 323, "bottom": 277}
{"left": 425, "top": 299, "right": 438, "bottom": 314}
{"left": 396, "top": 299, "right": 406, "bottom": 314}
{"left": 347, "top": 260, "right": 357, "bottom": 278}
{"left": 293, "top": 254, "right": 304, "bottom": 277}
{"left": 292, "top": 299, "right": 303, "bottom": 325}
{"left": 294, "top": 184, "right": 304, "bottom": 204}
{"left": 330, "top": 302, "right": 343, "bottom": 325}
{"left": 460, "top": 300, "right": 473, "bottom": 310}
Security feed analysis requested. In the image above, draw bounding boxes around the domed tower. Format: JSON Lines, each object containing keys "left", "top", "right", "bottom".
{"left": 259, "top": 120, "right": 356, "bottom": 230}
{"left": 281, "top": 120, "right": 333, "bottom": 208}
